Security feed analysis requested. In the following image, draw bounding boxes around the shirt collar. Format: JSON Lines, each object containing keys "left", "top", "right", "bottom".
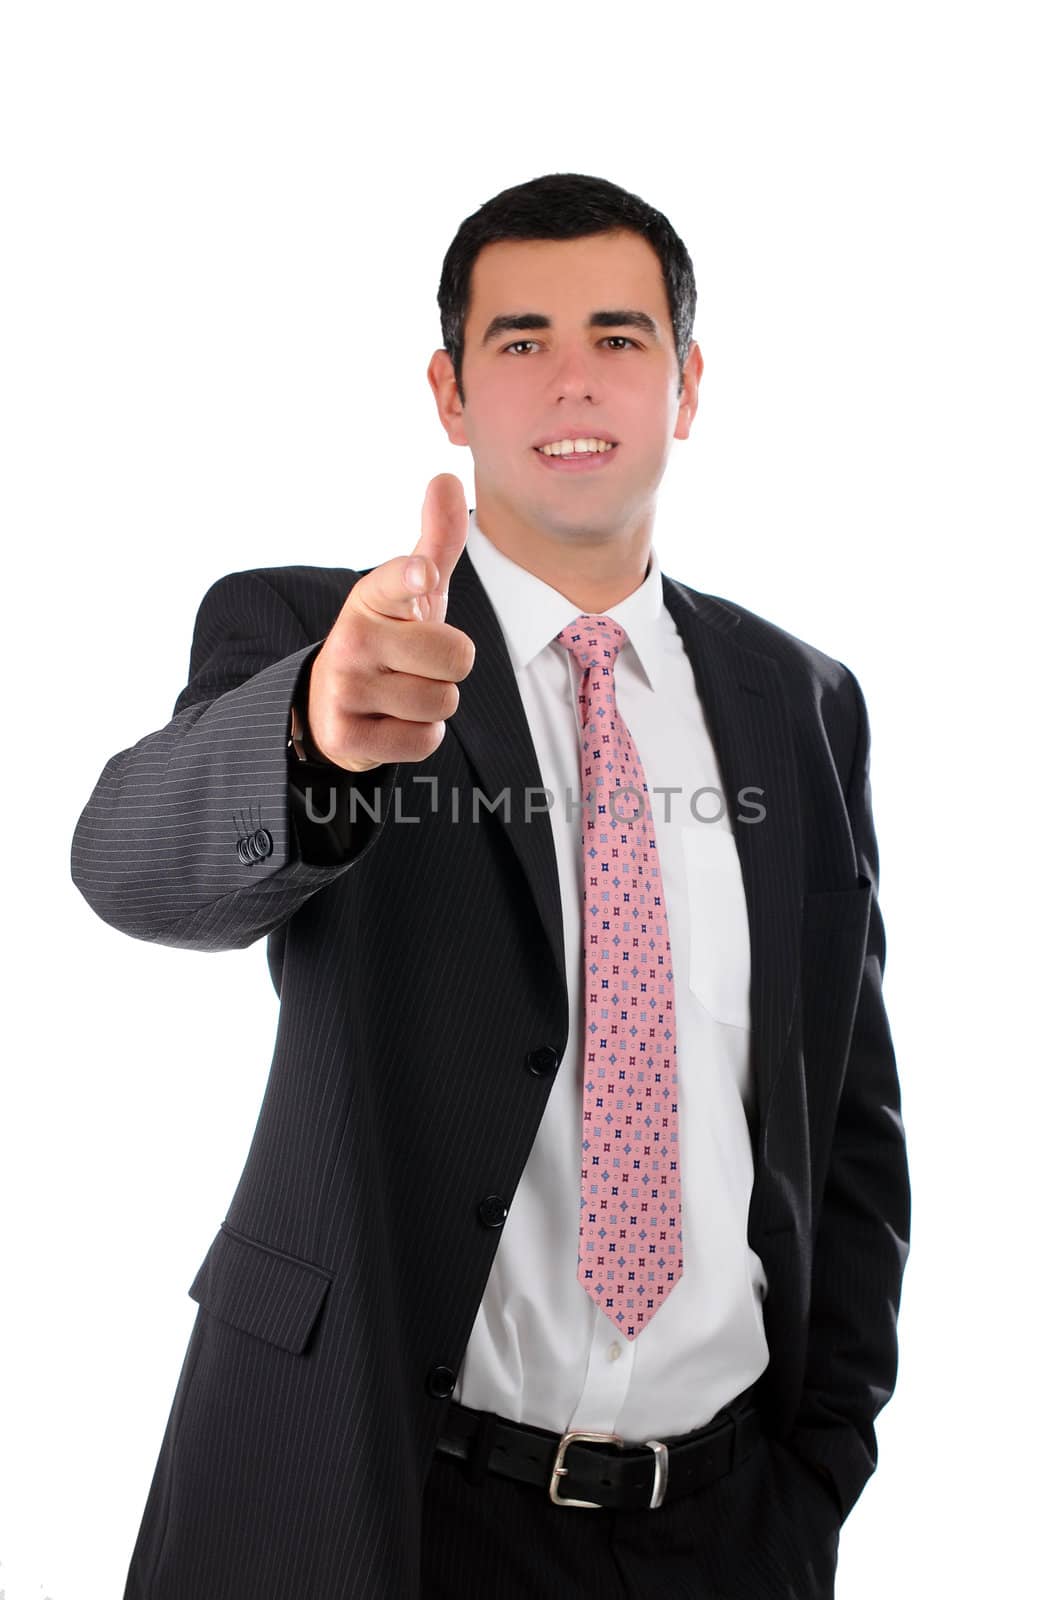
{"left": 463, "top": 508, "right": 665, "bottom": 691}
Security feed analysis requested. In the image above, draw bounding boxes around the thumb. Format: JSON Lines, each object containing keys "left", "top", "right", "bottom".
{"left": 409, "top": 473, "right": 469, "bottom": 624}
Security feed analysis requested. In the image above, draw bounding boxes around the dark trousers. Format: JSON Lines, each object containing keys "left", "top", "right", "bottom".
{"left": 420, "top": 1425, "right": 840, "bottom": 1599}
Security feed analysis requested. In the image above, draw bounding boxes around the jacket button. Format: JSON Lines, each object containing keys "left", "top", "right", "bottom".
{"left": 525, "top": 1045, "right": 559, "bottom": 1077}
{"left": 252, "top": 827, "right": 273, "bottom": 858}
{"left": 237, "top": 838, "right": 253, "bottom": 864}
{"left": 426, "top": 1365, "right": 456, "bottom": 1398}
{"left": 477, "top": 1194, "right": 508, "bottom": 1229}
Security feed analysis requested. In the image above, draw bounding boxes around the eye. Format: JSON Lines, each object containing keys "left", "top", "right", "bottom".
{"left": 501, "top": 336, "right": 640, "bottom": 355}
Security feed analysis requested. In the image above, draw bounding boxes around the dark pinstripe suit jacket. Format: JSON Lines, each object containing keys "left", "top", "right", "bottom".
{"left": 71, "top": 543, "right": 910, "bottom": 1599}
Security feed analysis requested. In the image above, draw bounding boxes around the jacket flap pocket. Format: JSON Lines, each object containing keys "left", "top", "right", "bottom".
{"left": 187, "top": 1223, "right": 332, "bottom": 1355}
{"left": 802, "top": 875, "right": 872, "bottom": 935}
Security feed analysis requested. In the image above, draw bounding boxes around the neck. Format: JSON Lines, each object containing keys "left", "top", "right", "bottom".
{"left": 473, "top": 495, "right": 653, "bottom": 613}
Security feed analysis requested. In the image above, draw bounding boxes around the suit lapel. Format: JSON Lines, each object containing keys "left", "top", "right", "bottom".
{"left": 445, "top": 546, "right": 804, "bottom": 1126}
{"left": 446, "top": 547, "right": 567, "bottom": 982}
{"left": 663, "top": 577, "right": 804, "bottom": 1129}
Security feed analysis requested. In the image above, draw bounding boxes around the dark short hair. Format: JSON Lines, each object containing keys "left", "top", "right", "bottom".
{"left": 437, "top": 172, "right": 697, "bottom": 404}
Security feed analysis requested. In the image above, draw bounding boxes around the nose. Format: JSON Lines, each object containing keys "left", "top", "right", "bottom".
{"left": 550, "top": 343, "right": 599, "bottom": 404}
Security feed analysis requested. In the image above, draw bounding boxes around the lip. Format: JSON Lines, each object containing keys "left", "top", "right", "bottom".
{"left": 532, "top": 443, "right": 620, "bottom": 473}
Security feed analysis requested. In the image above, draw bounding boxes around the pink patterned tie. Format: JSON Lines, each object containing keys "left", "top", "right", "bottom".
{"left": 556, "top": 615, "right": 683, "bottom": 1340}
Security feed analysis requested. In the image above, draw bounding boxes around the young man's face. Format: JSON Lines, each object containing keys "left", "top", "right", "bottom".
{"left": 429, "top": 228, "right": 702, "bottom": 549}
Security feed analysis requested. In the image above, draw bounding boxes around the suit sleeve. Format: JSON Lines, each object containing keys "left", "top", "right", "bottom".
{"left": 786, "top": 666, "right": 911, "bottom": 1523}
{"left": 70, "top": 568, "right": 399, "bottom": 950}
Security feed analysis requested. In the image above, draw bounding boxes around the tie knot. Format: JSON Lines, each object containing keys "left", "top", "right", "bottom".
{"left": 555, "top": 615, "right": 629, "bottom": 676}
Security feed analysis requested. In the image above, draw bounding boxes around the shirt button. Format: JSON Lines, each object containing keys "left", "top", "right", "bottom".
{"left": 607, "top": 1342, "right": 622, "bottom": 1362}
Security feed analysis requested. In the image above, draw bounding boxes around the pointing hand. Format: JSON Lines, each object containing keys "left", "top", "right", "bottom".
{"left": 305, "top": 475, "right": 476, "bottom": 772}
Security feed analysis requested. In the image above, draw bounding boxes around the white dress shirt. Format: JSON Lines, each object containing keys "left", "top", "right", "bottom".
{"left": 452, "top": 510, "right": 770, "bottom": 1442}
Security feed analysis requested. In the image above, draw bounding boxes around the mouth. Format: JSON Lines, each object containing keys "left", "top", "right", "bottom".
{"left": 532, "top": 439, "right": 620, "bottom": 474}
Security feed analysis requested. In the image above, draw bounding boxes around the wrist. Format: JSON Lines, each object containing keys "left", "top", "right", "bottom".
{"left": 288, "top": 663, "right": 334, "bottom": 767}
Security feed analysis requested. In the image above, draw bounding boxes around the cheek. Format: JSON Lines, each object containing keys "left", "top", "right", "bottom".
{"left": 474, "top": 380, "right": 529, "bottom": 443}
{"left": 609, "top": 391, "right": 666, "bottom": 451}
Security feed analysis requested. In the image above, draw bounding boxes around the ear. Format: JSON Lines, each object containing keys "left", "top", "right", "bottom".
{"left": 673, "top": 340, "right": 704, "bottom": 442}
{"left": 427, "top": 349, "right": 470, "bottom": 447}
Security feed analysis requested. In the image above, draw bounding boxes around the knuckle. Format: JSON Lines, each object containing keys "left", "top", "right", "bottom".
{"left": 420, "top": 721, "right": 446, "bottom": 758}
{"left": 444, "top": 681, "right": 460, "bottom": 717}
{"left": 399, "top": 720, "right": 436, "bottom": 763}
{"left": 456, "top": 635, "right": 476, "bottom": 679}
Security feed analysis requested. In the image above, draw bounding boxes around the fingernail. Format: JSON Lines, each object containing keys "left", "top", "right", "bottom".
{"left": 404, "top": 557, "right": 426, "bottom": 592}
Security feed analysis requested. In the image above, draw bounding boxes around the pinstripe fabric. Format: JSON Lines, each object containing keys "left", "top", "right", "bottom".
{"left": 70, "top": 546, "right": 909, "bottom": 1600}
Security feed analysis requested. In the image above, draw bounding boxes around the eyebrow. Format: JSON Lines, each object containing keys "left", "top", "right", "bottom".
{"left": 480, "top": 309, "right": 661, "bottom": 347}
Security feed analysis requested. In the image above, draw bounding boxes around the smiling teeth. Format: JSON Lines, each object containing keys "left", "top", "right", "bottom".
{"left": 537, "top": 438, "right": 615, "bottom": 456}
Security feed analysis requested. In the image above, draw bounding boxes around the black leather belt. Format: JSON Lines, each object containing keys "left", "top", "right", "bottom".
{"left": 434, "top": 1381, "right": 763, "bottom": 1511}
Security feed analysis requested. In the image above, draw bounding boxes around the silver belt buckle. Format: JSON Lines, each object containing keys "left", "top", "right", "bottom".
{"left": 549, "top": 1429, "right": 670, "bottom": 1510}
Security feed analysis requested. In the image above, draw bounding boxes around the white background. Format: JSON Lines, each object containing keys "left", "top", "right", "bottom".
{"left": 2, "top": 3, "right": 1059, "bottom": 1596}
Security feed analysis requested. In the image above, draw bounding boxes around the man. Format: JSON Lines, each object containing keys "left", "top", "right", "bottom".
{"left": 71, "top": 172, "right": 910, "bottom": 1599}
